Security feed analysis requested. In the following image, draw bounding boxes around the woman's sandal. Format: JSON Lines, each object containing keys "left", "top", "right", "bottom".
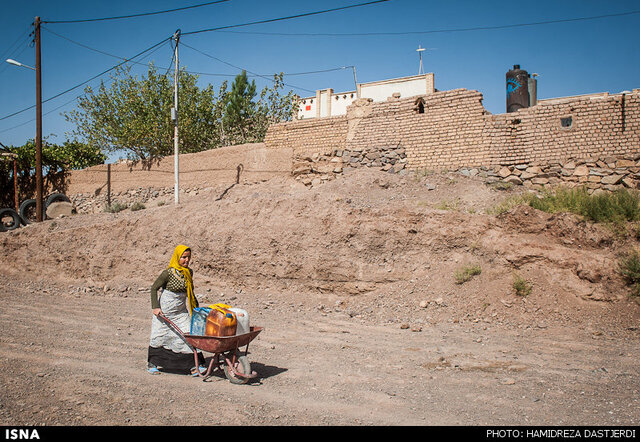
{"left": 147, "top": 366, "right": 161, "bottom": 375}
{"left": 191, "top": 365, "right": 207, "bottom": 377}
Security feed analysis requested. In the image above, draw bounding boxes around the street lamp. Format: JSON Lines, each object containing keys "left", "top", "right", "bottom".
{"left": 5, "top": 16, "right": 43, "bottom": 222}
{"left": 5, "top": 59, "right": 35, "bottom": 70}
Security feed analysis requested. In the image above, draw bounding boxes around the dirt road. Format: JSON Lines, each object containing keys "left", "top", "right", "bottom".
{"left": 1, "top": 274, "right": 638, "bottom": 426}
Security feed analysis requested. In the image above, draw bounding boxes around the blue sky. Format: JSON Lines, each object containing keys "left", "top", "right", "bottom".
{"left": 1, "top": 0, "right": 638, "bottom": 158}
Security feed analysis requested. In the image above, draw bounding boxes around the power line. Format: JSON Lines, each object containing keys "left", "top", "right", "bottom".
{"left": 42, "top": 0, "right": 231, "bottom": 24}
{"left": 0, "top": 27, "right": 33, "bottom": 75}
{"left": 0, "top": 25, "right": 31, "bottom": 61}
{"left": 203, "top": 9, "right": 640, "bottom": 36}
{"left": 0, "top": 37, "right": 171, "bottom": 122}
{"left": 0, "top": 94, "right": 79, "bottom": 136}
{"left": 179, "top": 41, "right": 315, "bottom": 93}
{"left": 182, "top": 0, "right": 390, "bottom": 36}
{"left": 0, "top": 39, "right": 168, "bottom": 136}
{"left": 42, "top": 25, "right": 351, "bottom": 80}
{"left": 3, "top": 1, "right": 388, "bottom": 123}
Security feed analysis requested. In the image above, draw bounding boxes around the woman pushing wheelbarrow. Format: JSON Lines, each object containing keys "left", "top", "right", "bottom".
{"left": 146, "top": 245, "right": 262, "bottom": 383}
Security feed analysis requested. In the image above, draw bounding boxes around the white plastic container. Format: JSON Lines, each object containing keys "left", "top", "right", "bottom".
{"left": 229, "top": 308, "right": 250, "bottom": 335}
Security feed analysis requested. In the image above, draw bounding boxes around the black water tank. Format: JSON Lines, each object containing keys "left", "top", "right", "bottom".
{"left": 506, "top": 64, "right": 530, "bottom": 113}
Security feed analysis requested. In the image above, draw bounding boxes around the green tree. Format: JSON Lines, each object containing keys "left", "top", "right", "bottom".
{"left": 0, "top": 139, "right": 105, "bottom": 207}
{"left": 64, "top": 64, "right": 225, "bottom": 164}
{"left": 64, "top": 65, "right": 299, "bottom": 161}
{"left": 222, "top": 70, "right": 257, "bottom": 145}
{"left": 254, "top": 73, "right": 300, "bottom": 140}
{"left": 221, "top": 71, "right": 299, "bottom": 145}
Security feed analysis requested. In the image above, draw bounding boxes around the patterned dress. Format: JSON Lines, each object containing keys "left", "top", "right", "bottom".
{"left": 148, "top": 268, "right": 204, "bottom": 373}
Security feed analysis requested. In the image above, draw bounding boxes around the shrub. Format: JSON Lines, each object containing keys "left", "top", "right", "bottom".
{"left": 512, "top": 273, "right": 532, "bottom": 297}
{"left": 436, "top": 198, "right": 460, "bottom": 211}
{"left": 104, "top": 202, "right": 128, "bottom": 213}
{"left": 618, "top": 249, "right": 640, "bottom": 297}
{"left": 454, "top": 264, "right": 482, "bottom": 284}
{"left": 490, "top": 181, "right": 513, "bottom": 191}
{"left": 486, "top": 194, "right": 529, "bottom": 215}
{"left": 526, "top": 186, "right": 640, "bottom": 224}
{"left": 130, "top": 202, "right": 146, "bottom": 211}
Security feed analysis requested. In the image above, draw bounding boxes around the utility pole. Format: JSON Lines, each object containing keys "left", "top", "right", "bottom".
{"left": 35, "top": 16, "right": 43, "bottom": 221}
{"left": 351, "top": 66, "right": 359, "bottom": 98}
{"left": 172, "top": 29, "right": 181, "bottom": 205}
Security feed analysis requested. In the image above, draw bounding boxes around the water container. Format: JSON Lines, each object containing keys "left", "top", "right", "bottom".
{"left": 190, "top": 307, "right": 211, "bottom": 336}
{"left": 506, "top": 64, "right": 530, "bottom": 113}
{"left": 229, "top": 308, "right": 250, "bottom": 335}
{"left": 205, "top": 306, "right": 237, "bottom": 337}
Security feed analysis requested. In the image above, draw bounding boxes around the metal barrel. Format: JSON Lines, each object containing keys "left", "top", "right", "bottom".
{"left": 506, "top": 64, "right": 530, "bottom": 113}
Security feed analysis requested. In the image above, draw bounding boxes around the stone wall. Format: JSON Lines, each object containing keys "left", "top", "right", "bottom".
{"left": 265, "top": 87, "right": 640, "bottom": 191}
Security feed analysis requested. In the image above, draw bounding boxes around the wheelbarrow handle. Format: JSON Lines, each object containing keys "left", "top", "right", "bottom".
{"left": 157, "top": 313, "right": 189, "bottom": 341}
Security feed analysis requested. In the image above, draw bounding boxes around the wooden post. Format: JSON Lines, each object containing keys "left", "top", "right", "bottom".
{"left": 14, "top": 159, "right": 19, "bottom": 211}
{"left": 107, "top": 163, "right": 111, "bottom": 207}
{"left": 35, "top": 16, "right": 43, "bottom": 222}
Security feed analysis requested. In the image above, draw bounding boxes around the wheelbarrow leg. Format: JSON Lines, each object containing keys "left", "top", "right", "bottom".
{"left": 193, "top": 350, "right": 217, "bottom": 380}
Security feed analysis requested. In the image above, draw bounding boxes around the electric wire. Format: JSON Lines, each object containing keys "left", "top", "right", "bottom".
{"left": 181, "top": 0, "right": 390, "bottom": 36}
{"left": 0, "top": 94, "right": 80, "bottom": 136}
{"left": 10, "top": 2, "right": 630, "bottom": 136}
{"left": 204, "top": 9, "right": 640, "bottom": 36}
{"left": 165, "top": 37, "right": 176, "bottom": 76}
{"left": 42, "top": 0, "right": 231, "bottom": 24}
{"left": 0, "top": 38, "right": 169, "bottom": 136}
{"left": 0, "top": 25, "right": 32, "bottom": 62}
{"left": 0, "top": 36, "right": 171, "bottom": 122}
{"left": 42, "top": 25, "right": 348, "bottom": 80}
{"left": 0, "top": 27, "right": 33, "bottom": 75}
{"left": 179, "top": 41, "right": 315, "bottom": 94}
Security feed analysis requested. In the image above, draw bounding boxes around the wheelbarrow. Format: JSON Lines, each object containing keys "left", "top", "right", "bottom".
{"left": 158, "top": 313, "right": 263, "bottom": 384}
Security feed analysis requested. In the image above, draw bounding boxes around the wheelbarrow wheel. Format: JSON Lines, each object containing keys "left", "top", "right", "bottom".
{"left": 223, "top": 352, "right": 251, "bottom": 385}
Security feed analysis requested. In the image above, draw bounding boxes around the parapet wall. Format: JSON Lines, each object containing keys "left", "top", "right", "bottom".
{"left": 265, "top": 87, "right": 640, "bottom": 190}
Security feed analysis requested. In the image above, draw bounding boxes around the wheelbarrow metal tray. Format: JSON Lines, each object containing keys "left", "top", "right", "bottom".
{"left": 185, "top": 326, "right": 263, "bottom": 353}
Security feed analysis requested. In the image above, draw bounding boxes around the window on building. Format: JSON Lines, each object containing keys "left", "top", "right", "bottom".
{"left": 415, "top": 98, "right": 425, "bottom": 114}
{"left": 561, "top": 117, "right": 573, "bottom": 128}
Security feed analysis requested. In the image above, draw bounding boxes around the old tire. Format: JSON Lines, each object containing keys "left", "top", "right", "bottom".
{"left": 19, "top": 199, "right": 42, "bottom": 224}
{"left": 45, "top": 193, "right": 70, "bottom": 208}
{"left": 223, "top": 353, "right": 251, "bottom": 385}
{"left": 0, "top": 208, "right": 22, "bottom": 231}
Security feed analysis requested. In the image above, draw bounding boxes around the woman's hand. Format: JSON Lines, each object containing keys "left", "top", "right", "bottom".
{"left": 153, "top": 308, "right": 163, "bottom": 317}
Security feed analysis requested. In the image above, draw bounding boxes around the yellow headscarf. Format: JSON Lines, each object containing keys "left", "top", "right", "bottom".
{"left": 168, "top": 244, "right": 196, "bottom": 315}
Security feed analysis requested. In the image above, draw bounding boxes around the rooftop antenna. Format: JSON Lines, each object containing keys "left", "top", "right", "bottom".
{"left": 417, "top": 45, "right": 426, "bottom": 75}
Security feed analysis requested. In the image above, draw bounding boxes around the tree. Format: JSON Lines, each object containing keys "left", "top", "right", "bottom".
{"left": 222, "top": 70, "right": 257, "bottom": 145}
{"left": 254, "top": 73, "right": 300, "bottom": 140}
{"left": 0, "top": 139, "right": 105, "bottom": 207}
{"left": 64, "top": 64, "right": 225, "bottom": 164}
{"left": 64, "top": 64, "right": 300, "bottom": 161}
{"left": 221, "top": 71, "right": 299, "bottom": 145}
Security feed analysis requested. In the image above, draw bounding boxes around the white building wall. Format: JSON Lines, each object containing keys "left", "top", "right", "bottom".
{"left": 296, "top": 73, "right": 435, "bottom": 119}
{"left": 359, "top": 74, "right": 434, "bottom": 102}
{"left": 298, "top": 96, "right": 318, "bottom": 119}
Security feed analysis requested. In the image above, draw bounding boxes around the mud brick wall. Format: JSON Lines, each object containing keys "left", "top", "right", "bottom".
{"left": 397, "top": 89, "right": 489, "bottom": 170}
{"left": 265, "top": 87, "right": 640, "bottom": 190}
{"left": 263, "top": 115, "right": 348, "bottom": 156}
{"left": 486, "top": 91, "right": 640, "bottom": 167}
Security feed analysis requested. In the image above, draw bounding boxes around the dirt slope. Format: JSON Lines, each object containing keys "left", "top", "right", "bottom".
{"left": 1, "top": 166, "right": 639, "bottom": 426}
